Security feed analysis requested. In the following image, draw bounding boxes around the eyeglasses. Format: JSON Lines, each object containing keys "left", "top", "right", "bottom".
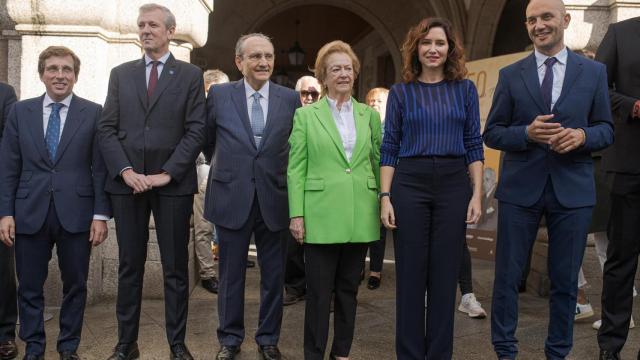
{"left": 301, "top": 90, "right": 319, "bottom": 100}
{"left": 243, "top": 52, "right": 275, "bottom": 62}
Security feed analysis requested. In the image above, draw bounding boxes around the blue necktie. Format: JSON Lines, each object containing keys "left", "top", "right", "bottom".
{"left": 45, "top": 102, "right": 63, "bottom": 160}
{"left": 250, "top": 92, "right": 265, "bottom": 148}
{"left": 541, "top": 57, "right": 557, "bottom": 112}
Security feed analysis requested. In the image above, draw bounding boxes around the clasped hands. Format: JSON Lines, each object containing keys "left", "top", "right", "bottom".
{"left": 526, "top": 114, "right": 585, "bottom": 153}
{"left": 122, "top": 169, "right": 171, "bottom": 194}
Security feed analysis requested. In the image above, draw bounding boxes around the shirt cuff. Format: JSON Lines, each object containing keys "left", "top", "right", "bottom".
{"left": 93, "top": 214, "right": 110, "bottom": 221}
{"left": 120, "top": 166, "right": 132, "bottom": 176}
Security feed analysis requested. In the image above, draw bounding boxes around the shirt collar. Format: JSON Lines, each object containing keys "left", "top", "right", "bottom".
{"left": 534, "top": 46, "right": 568, "bottom": 69}
{"left": 326, "top": 96, "right": 353, "bottom": 112}
{"left": 244, "top": 79, "right": 269, "bottom": 101}
{"left": 145, "top": 51, "right": 171, "bottom": 66}
{"left": 43, "top": 92, "right": 73, "bottom": 108}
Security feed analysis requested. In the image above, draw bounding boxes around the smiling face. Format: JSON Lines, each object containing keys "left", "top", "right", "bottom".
{"left": 138, "top": 8, "right": 174, "bottom": 58}
{"left": 40, "top": 55, "right": 77, "bottom": 102}
{"left": 324, "top": 52, "right": 354, "bottom": 99}
{"left": 525, "top": 0, "right": 570, "bottom": 56}
{"left": 417, "top": 26, "right": 449, "bottom": 75}
{"left": 235, "top": 36, "right": 275, "bottom": 90}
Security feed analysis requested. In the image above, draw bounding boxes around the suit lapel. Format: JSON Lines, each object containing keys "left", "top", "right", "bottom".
{"left": 350, "top": 100, "right": 368, "bottom": 162}
{"left": 520, "top": 53, "right": 548, "bottom": 114}
{"left": 134, "top": 57, "right": 148, "bottom": 110}
{"left": 553, "top": 50, "right": 582, "bottom": 111}
{"left": 314, "top": 98, "right": 349, "bottom": 164}
{"left": 54, "top": 95, "right": 85, "bottom": 165}
{"left": 147, "top": 54, "right": 177, "bottom": 114}
{"left": 231, "top": 80, "right": 257, "bottom": 149}
{"left": 27, "top": 95, "right": 52, "bottom": 166}
{"left": 259, "top": 81, "right": 281, "bottom": 152}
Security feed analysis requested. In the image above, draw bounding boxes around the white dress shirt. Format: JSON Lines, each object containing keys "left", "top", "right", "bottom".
{"left": 535, "top": 47, "right": 567, "bottom": 111}
{"left": 145, "top": 51, "right": 171, "bottom": 87}
{"left": 43, "top": 92, "right": 108, "bottom": 220}
{"left": 327, "top": 96, "right": 356, "bottom": 162}
{"left": 244, "top": 79, "right": 269, "bottom": 124}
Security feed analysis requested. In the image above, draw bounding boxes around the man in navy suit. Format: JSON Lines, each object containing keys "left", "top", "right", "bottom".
{"left": 203, "top": 33, "right": 300, "bottom": 360}
{"left": 483, "top": 0, "right": 614, "bottom": 359}
{"left": 0, "top": 46, "right": 110, "bottom": 360}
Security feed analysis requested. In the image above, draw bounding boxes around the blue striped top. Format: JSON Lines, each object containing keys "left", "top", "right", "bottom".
{"left": 380, "top": 79, "right": 484, "bottom": 166}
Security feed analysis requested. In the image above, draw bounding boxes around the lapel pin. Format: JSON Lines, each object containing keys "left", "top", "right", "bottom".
{"left": 169, "top": 70, "right": 174, "bottom": 75}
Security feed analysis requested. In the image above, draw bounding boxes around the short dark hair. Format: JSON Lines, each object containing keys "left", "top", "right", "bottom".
{"left": 38, "top": 46, "right": 81, "bottom": 77}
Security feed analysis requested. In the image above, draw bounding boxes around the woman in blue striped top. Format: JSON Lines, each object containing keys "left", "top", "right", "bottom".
{"left": 379, "top": 18, "right": 484, "bottom": 359}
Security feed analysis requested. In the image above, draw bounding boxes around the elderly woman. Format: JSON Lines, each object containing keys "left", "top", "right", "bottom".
{"left": 288, "top": 40, "right": 382, "bottom": 360}
{"left": 380, "top": 18, "right": 484, "bottom": 359}
{"left": 364, "top": 87, "right": 389, "bottom": 290}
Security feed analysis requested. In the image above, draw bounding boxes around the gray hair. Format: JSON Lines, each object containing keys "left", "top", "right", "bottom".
{"left": 235, "top": 33, "right": 273, "bottom": 57}
{"left": 294, "top": 76, "right": 320, "bottom": 92}
{"left": 139, "top": 3, "right": 176, "bottom": 29}
{"left": 203, "top": 69, "right": 229, "bottom": 87}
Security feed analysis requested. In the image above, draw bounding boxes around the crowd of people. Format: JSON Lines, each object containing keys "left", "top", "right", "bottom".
{"left": 0, "top": 0, "right": 639, "bottom": 359}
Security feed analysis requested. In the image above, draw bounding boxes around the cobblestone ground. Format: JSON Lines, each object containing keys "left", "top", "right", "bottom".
{"left": 15, "top": 243, "right": 640, "bottom": 359}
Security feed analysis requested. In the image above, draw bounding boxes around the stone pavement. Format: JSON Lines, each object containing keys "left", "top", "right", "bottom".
{"left": 15, "top": 242, "right": 640, "bottom": 360}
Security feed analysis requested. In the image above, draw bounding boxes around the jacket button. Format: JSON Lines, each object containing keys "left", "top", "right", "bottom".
{"left": 345, "top": 168, "right": 352, "bottom": 174}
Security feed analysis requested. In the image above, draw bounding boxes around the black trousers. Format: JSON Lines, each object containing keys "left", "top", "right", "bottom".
{"left": 0, "top": 241, "right": 17, "bottom": 342}
{"left": 392, "top": 157, "right": 470, "bottom": 360}
{"left": 111, "top": 192, "right": 193, "bottom": 346}
{"left": 304, "top": 243, "right": 368, "bottom": 360}
{"left": 216, "top": 199, "right": 287, "bottom": 347}
{"left": 599, "top": 181, "right": 640, "bottom": 353}
{"left": 458, "top": 239, "right": 473, "bottom": 295}
{"left": 368, "top": 225, "right": 387, "bottom": 273}
{"left": 284, "top": 233, "right": 306, "bottom": 297}
{"left": 15, "top": 201, "right": 91, "bottom": 355}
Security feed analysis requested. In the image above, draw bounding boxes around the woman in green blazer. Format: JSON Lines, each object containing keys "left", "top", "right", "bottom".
{"left": 287, "top": 40, "right": 381, "bottom": 360}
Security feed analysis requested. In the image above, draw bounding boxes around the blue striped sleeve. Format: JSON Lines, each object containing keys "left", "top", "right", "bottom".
{"left": 380, "top": 85, "right": 402, "bottom": 167}
{"left": 463, "top": 80, "right": 485, "bottom": 164}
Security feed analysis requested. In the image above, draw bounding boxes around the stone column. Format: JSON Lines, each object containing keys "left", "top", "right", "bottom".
{"left": 0, "top": 0, "right": 213, "bottom": 304}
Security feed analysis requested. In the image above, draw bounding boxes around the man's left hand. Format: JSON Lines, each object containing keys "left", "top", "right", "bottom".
{"left": 89, "top": 220, "right": 108, "bottom": 247}
{"left": 147, "top": 173, "right": 171, "bottom": 188}
{"left": 549, "top": 128, "right": 585, "bottom": 154}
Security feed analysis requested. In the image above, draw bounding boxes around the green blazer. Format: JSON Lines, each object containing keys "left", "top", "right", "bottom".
{"left": 288, "top": 97, "right": 382, "bottom": 244}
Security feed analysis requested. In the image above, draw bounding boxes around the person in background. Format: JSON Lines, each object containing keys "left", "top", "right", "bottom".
{"left": 380, "top": 17, "right": 484, "bottom": 359}
{"left": 364, "top": 87, "right": 388, "bottom": 290}
{"left": 288, "top": 40, "right": 382, "bottom": 360}
{"left": 283, "top": 75, "right": 322, "bottom": 307}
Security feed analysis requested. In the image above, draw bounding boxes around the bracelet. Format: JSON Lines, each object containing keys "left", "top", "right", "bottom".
{"left": 378, "top": 192, "right": 391, "bottom": 200}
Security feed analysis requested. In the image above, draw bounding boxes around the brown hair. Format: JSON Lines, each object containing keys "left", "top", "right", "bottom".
{"left": 313, "top": 40, "right": 361, "bottom": 95}
{"left": 400, "top": 17, "right": 467, "bottom": 83}
{"left": 365, "top": 87, "right": 389, "bottom": 105}
{"left": 38, "top": 46, "right": 81, "bottom": 77}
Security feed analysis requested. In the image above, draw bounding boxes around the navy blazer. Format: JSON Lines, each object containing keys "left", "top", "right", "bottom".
{"left": 203, "top": 80, "right": 301, "bottom": 231}
{"left": 483, "top": 50, "right": 614, "bottom": 208}
{"left": 0, "top": 94, "right": 111, "bottom": 234}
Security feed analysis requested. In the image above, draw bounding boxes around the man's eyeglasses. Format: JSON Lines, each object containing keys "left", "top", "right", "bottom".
{"left": 301, "top": 90, "right": 320, "bottom": 100}
{"left": 244, "top": 52, "right": 274, "bottom": 62}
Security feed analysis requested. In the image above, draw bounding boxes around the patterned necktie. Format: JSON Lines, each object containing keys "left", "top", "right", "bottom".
{"left": 147, "top": 61, "right": 159, "bottom": 99}
{"left": 250, "top": 92, "right": 265, "bottom": 148}
{"left": 45, "top": 102, "right": 63, "bottom": 160}
{"left": 541, "top": 57, "right": 558, "bottom": 112}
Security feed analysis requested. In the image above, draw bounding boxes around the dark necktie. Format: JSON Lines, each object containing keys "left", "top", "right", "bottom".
{"left": 541, "top": 57, "right": 557, "bottom": 112}
{"left": 147, "top": 61, "right": 159, "bottom": 99}
{"left": 45, "top": 102, "right": 63, "bottom": 160}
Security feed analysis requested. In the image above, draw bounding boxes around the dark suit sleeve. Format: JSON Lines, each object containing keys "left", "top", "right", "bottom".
{"left": 483, "top": 69, "right": 529, "bottom": 152}
{"left": 582, "top": 64, "right": 614, "bottom": 152}
{"left": 91, "top": 105, "right": 112, "bottom": 217}
{"left": 98, "top": 67, "right": 133, "bottom": 179}
{"left": 0, "top": 105, "right": 21, "bottom": 216}
{"left": 160, "top": 68, "right": 206, "bottom": 183}
{"left": 0, "top": 84, "right": 17, "bottom": 140}
{"left": 595, "top": 23, "right": 638, "bottom": 123}
{"left": 203, "top": 84, "right": 216, "bottom": 162}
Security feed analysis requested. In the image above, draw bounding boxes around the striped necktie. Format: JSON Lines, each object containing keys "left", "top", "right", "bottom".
{"left": 250, "top": 92, "right": 265, "bottom": 147}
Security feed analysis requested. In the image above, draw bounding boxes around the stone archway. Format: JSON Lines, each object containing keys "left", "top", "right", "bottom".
{"left": 465, "top": 0, "right": 508, "bottom": 60}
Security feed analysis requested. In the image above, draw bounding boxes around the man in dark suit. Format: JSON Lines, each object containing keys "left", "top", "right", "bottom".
{"left": 98, "top": 4, "right": 205, "bottom": 360}
{"left": 0, "top": 46, "right": 110, "bottom": 360}
{"left": 204, "top": 33, "right": 300, "bottom": 360}
{"left": 0, "top": 82, "right": 18, "bottom": 360}
{"left": 595, "top": 16, "right": 640, "bottom": 360}
{"left": 483, "top": 0, "right": 614, "bottom": 359}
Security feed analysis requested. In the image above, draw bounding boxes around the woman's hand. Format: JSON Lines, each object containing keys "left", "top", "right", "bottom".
{"left": 380, "top": 197, "right": 397, "bottom": 230}
{"left": 290, "top": 217, "right": 305, "bottom": 244}
{"left": 466, "top": 194, "right": 482, "bottom": 224}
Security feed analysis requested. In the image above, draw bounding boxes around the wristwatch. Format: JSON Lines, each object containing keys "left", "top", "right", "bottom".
{"left": 378, "top": 192, "right": 391, "bottom": 200}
